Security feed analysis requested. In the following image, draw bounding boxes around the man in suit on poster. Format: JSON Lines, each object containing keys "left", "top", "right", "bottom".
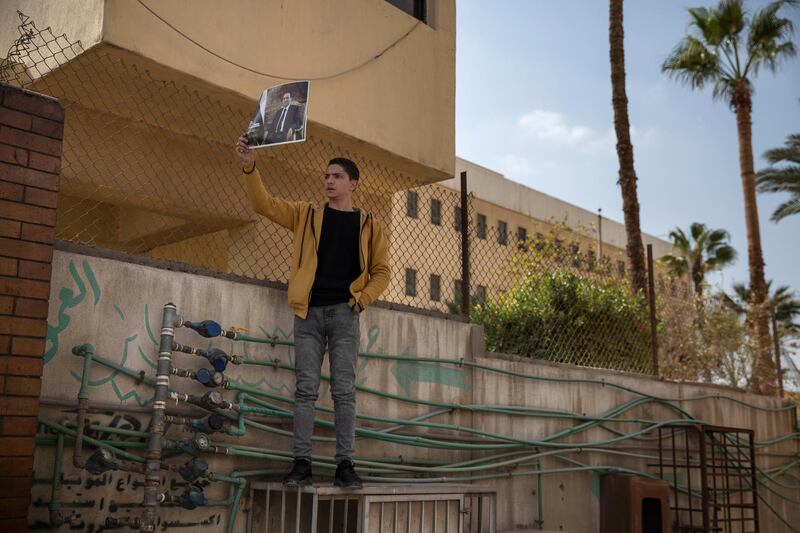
{"left": 268, "top": 92, "right": 304, "bottom": 144}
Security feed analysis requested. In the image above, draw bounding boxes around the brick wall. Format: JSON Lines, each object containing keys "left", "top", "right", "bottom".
{"left": 0, "top": 84, "right": 63, "bottom": 532}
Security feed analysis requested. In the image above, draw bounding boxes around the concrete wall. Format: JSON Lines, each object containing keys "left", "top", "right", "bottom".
{"left": 30, "top": 249, "right": 799, "bottom": 531}
{"left": 0, "top": 1, "right": 104, "bottom": 68}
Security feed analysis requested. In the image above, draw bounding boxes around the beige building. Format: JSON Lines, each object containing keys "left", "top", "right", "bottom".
{"left": 1, "top": 0, "right": 455, "bottom": 284}
{"left": 385, "top": 157, "right": 679, "bottom": 311}
{"left": 1, "top": 0, "right": 683, "bottom": 315}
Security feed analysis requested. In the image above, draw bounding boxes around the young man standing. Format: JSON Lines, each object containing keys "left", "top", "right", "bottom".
{"left": 235, "top": 136, "right": 390, "bottom": 488}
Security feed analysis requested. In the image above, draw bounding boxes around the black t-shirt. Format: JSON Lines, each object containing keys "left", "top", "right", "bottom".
{"left": 309, "top": 206, "right": 362, "bottom": 307}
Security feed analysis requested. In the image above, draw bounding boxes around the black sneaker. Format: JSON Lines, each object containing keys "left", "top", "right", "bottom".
{"left": 283, "top": 459, "right": 313, "bottom": 486}
{"left": 334, "top": 460, "right": 363, "bottom": 489}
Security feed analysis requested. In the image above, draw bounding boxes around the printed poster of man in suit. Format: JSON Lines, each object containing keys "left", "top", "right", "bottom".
{"left": 245, "top": 81, "right": 309, "bottom": 148}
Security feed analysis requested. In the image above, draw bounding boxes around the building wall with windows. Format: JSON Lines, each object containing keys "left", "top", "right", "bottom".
{"left": 386, "top": 157, "right": 682, "bottom": 312}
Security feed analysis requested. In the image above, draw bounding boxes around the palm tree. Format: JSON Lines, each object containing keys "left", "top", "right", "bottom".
{"left": 609, "top": 0, "right": 647, "bottom": 295}
{"left": 723, "top": 281, "right": 800, "bottom": 394}
{"left": 770, "top": 285, "right": 800, "bottom": 396}
{"left": 662, "top": 0, "right": 797, "bottom": 393}
{"left": 757, "top": 132, "right": 800, "bottom": 222}
{"left": 660, "top": 223, "right": 737, "bottom": 302}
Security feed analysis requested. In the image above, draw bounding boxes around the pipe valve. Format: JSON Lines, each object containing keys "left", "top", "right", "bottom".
{"left": 178, "top": 457, "right": 209, "bottom": 482}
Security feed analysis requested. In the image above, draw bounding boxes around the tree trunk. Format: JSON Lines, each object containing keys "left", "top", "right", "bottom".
{"left": 691, "top": 261, "right": 705, "bottom": 311}
{"left": 732, "top": 83, "right": 774, "bottom": 394}
{"left": 609, "top": 0, "right": 647, "bottom": 295}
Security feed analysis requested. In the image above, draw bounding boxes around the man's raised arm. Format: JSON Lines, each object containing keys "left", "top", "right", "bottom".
{"left": 235, "top": 135, "right": 301, "bottom": 230}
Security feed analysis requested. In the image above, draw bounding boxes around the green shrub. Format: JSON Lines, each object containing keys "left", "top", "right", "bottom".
{"left": 471, "top": 268, "right": 651, "bottom": 370}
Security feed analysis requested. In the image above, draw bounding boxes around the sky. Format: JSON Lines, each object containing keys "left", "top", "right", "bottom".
{"left": 456, "top": 0, "right": 800, "bottom": 296}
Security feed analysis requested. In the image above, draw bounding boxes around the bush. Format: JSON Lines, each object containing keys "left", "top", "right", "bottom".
{"left": 471, "top": 267, "right": 651, "bottom": 371}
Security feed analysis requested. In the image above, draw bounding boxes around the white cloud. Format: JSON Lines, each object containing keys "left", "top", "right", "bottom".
{"left": 518, "top": 110, "right": 592, "bottom": 146}
{"left": 495, "top": 154, "right": 556, "bottom": 178}
{"left": 517, "top": 109, "right": 657, "bottom": 157}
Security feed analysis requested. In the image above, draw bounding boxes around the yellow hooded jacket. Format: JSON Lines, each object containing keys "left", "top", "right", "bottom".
{"left": 242, "top": 162, "right": 390, "bottom": 319}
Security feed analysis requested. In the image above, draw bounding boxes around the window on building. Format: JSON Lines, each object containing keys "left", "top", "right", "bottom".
{"left": 517, "top": 227, "right": 528, "bottom": 250}
{"left": 430, "top": 274, "right": 441, "bottom": 302}
{"left": 454, "top": 279, "right": 463, "bottom": 303}
{"left": 586, "top": 250, "right": 596, "bottom": 271}
{"left": 430, "top": 199, "right": 441, "bottom": 226}
{"left": 405, "top": 268, "right": 417, "bottom": 296}
{"left": 570, "top": 244, "right": 581, "bottom": 268}
{"left": 617, "top": 260, "right": 626, "bottom": 276}
{"left": 454, "top": 206, "right": 462, "bottom": 232}
{"left": 384, "top": 0, "right": 427, "bottom": 23}
{"left": 475, "top": 285, "right": 487, "bottom": 306}
{"left": 534, "top": 232, "right": 545, "bottom": 251}
{"left": 406, "top": 191, "right": 418, "bottom": 218}
{"left": 476, "top": 214, "right": 487, "bottom": 239}
{"left": 498, "top": 221, "right": 508, "bottom": 245}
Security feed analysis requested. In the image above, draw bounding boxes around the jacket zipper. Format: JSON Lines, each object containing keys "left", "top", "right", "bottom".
{"left": 359, "top": 214, "right": 367, "bottom": 272}
{"left": 297, "top": 208, "right": 311, "bottom": 267}
{"left": 307, "top": 208, "right": 318, "bottom": 309}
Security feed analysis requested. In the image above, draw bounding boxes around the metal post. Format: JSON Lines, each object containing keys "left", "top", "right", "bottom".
{"left": 646, "top": 244, "right": 659, "bottom": 377}
{"left": 460, "top": 171, "right": 470, "bottom": 316}
{"left": 771, "top": 308, "right": 784, "bottom": 398}
{"left": 698, "top": 427, "right": 710, "bottom": 533}
{"left": 748, "top": 432, "right": 761, "bottom": 533}
{"left": 141, "top": 303, "right": 177, "bottom": 532}
{"left": 597, "top": 208, "right": 603, "bottom": 260}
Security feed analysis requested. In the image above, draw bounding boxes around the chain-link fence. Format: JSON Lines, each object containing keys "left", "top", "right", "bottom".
{"left": 0, "top": 12, "right": 462, "bottom": 307}
{"left": 4, "top": 11, "right": 794, "bottom": 385}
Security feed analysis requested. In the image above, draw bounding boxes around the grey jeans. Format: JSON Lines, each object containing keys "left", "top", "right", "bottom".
{"left": 292, "top": 302, "right": 359, "bottom": 463}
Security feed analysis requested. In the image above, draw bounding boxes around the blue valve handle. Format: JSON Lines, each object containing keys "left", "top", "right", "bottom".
{"left": 195, "top": 367, "right": 224, "bottom": 388}
{"left": 182, "top": 320, "right": 236, "bottom": 339}
{"left": 190, "top": 413, "right": 225, "bottom": 434}
{"left": 180, "top": 485, "right": 206, "bottom": 510}
{"left": 205, "top": 348, "right": 229, "bottom": 372}
{"left": 178, "top": 457, "right": 209, "bottom": 482}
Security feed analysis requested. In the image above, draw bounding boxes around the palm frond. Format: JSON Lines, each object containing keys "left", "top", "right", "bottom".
{"left": 713, "top": 0, "right": 747, "bottom": 39}
{"left": 761, "top": 133, "right": 800, "bottom": 164}
{"left": 707, "top": 228, "right": 732, "bottom": 246}
{"left": 662, "top": 36, "right": 723, "bottom": 90}
{"left": 706, "top": 244, "right": 737, "bottom": 270}
{"left": 689, "top": 7, "right": 721, "bottom": 44}
{"left": 771, "top": 197, "right": 800, "bottom": 221}
{"left": 756, "top": 166, "right": 800, "bottom": 192}
{"left": 659, "top": 254, "right": 690, "bottom": 278}
{"left": 668, "top": 227, "right": 691, "bottom": 252}
{"left": 722, "top": 285, "right": 748, "bottom": 314}
{"left": 690, "top": 222, "right": 708, "bottom": 242}
{"left": 745, "top": 0, "right": 797, "bottom": 76}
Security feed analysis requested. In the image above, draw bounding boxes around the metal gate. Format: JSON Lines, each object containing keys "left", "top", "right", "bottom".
{"left": 247, "top": 482, "right": 497, "bottom": 533}
{"left": 651, "top": 424, "right": 759, "bottom": 533}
